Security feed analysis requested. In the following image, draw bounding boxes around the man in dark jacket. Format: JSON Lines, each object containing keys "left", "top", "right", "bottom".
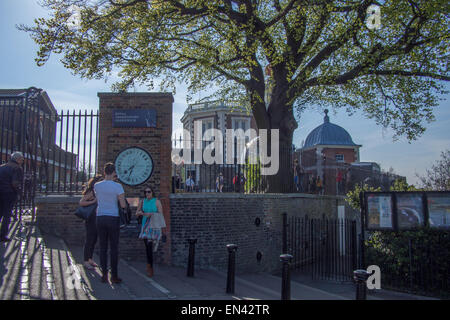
{"left": 0, "top": 152, "right": 24, "bottom": 242}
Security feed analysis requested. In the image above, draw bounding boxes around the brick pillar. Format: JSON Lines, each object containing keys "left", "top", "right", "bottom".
{"left": 97, "top": 92, "right": 173, "bottom": 264}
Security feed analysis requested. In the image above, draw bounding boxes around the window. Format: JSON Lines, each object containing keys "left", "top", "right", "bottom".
{"left": 232, "top": 118, "right": 248, "bottom": 131}
{"left": 335, "top": 154, "right": 344, "bottom": 162}
{"left": 202, "top": 119, "right": 214, "bottom": 139}
{"left": 201, "top": 119, "right": 214, "bottom": 150}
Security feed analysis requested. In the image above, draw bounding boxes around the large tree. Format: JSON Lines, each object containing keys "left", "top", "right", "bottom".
{"left": 20, "top": 0, "right": 449, "bottom": 191}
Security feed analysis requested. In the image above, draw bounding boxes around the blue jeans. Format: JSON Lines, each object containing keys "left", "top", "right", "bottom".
{"left": 0, "top": 192, "right": 17, "bottom": 238}
{"left": 96, "top": 216, "right": 120, "bottom": 277}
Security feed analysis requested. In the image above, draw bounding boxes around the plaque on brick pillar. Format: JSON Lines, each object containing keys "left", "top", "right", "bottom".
{"left": 97, "top": 92, "right": 173, "bottom": 264}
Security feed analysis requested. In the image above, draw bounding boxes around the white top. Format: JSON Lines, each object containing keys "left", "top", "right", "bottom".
{"left": 94, "top": 180, "right": 125, "bottom": 217}
{"left": 186, "top": 178, "right": 195, "bottom": 187}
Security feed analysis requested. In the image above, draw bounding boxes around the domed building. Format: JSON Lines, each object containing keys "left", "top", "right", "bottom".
{"left": 298, "top": 109, "right": 362, "bottom": 195}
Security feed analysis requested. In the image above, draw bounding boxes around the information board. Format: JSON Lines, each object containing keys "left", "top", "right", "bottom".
{"left": 112, "top": 109, "right": 157, "bottom": 128}
{"left": 366, "top": 193, "right": 394, "bottom": 230}
{"left": 427, "top": 193, "right": 450, "bottom": 228}
{"left": 364, "top": 191, "right": 450, "bottom": 231}
{"left": 396, "top": 193, "right": 425, "bottom": 230}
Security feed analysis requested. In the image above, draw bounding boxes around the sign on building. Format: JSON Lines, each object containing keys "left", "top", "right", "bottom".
{"left": 112, "top": 109, "right": 157, "bottom": 128}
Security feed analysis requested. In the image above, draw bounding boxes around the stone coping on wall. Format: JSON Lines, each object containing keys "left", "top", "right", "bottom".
{"left": 35, "top": 193, "right": 347, "bottom": 205}
{"left": 35, "top": 194, "right": 141, "bottom": 206}
{"left": 97, "top": 92, "right": 174, "bottom": 99}
{"left": 35, "top": 194, "right": 82, "bottom": 203}
{"left": 169, "top": 192, "right": 346, "bottom": 201}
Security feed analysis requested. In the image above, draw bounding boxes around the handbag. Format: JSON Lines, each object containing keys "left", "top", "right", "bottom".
{"left": 138, "top": 217, "right": 160, "bottom": 240}
{"left": 74, "top": 203, "right": 97, "bottom": 220}
{"left": 119, "top": 199, "right": 132, "bottom": 228}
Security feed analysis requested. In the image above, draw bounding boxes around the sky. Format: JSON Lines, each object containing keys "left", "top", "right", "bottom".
{"left": 1, "top": 0, "right": 449, "bottom": 186}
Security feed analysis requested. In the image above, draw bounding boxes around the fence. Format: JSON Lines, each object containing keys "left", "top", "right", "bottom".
{"left": 296, "top": 150, "right": 405, "bottom": 196}
{"left": 1, "top": 88, "right": 99, "bottom": 219}
{"left": 171, "top": 136, "right": 294, "bottom": 193}
{"left": 283, "top": 213, "right": 358, "bottom": 282}
{"left": 364, "top": 231, "right": 450, "bottom": 298}
{"left": 35, "top": 109, "right": 99, "bottom": 194}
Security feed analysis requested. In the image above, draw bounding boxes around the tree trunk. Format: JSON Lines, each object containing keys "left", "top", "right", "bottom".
{"left": 249, "top": 72, "right": 298, "bottom": 193}
{"left": 264, "top": 135, "right": 294, "bottom": 193}
{"left": 263, "top": 104, "right": 298, "bottom": 193}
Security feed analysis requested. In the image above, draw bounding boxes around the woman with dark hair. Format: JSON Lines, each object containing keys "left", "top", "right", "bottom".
{"left": 79, "top": 174, "right": 103, "bottom": 270}
{"left": 136, "top": 186, "right": 166, "bottom": 277}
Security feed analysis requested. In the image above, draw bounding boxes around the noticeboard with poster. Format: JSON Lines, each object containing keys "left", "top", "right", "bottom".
{"left": 427, "top": 192, "right": 450, "bottom": 229}
{"left": 396, "top": 193, "right": 426, "bottom": 230}
{"left": 363, "top": 191, "right": 450, "bottom": 231}
{"left": 365, "top": 193, "right": 394, "bottom": 230}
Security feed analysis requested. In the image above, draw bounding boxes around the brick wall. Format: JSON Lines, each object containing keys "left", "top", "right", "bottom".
{"left": 36, "top": 193, "right": 359, "bottom": 274}
{"left": 35, "top": 195, "right": 167, "bottom": 264}
{"left": 169, "top": 193, "right": 359, "bottom": 274}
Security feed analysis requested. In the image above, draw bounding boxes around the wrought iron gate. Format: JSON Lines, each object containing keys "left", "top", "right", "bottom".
{"left": 283, "top": 213, "right": 358, "bottom": 282}
{"left": 0, "top": 87, "right": 99, "bottom": 220}
{"left": 0, "top": 87, "right": 43, "bottom": 219}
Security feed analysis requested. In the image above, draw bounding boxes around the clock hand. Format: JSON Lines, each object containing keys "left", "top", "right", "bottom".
{"left": 128, "top": 164, "right": 135, "bottom": 177}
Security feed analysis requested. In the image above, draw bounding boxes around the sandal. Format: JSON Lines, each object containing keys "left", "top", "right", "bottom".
{"left": 84, "top": 262, "right": 95, "bottom": 270}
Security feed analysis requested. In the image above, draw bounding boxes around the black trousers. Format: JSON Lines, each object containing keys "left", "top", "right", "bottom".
{"left": 144, "top": 239, "right": 153, "bottom": 267}
{"left": 84, "top": 212, "right": 98, "bottom": 261}
{"left": 96, "top": 216, "right": 120, "bottom": 277}
{"left": 0, "top": 192, "right": 17, "bottom": 238}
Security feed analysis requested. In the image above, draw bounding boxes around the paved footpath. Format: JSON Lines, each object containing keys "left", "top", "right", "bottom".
{"left": 0, "top": 216, "right": 439, "bottom": 300}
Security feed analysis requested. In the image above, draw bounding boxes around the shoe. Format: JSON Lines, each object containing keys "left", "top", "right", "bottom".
{"left": 101, "top": 274, "right": 108, "bottom": 283}
{"left": 89, "top": 261, "right": 99, "bottom": 268}
{"left": 84, "top": 262, "right": 95, "bottom": 270}
{"left": 146, "top": 264, "right": 154, "bottom": 278}
{"left": 110, "top": 276, "right": 122, "bottom": 284}
{"left": 0, "top": 237, "right": 11, "bottom": 242}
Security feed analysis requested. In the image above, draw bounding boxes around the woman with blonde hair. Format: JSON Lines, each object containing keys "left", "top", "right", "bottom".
{"left": 136, "top": 185, "right": 166, "bottom": 277}
{"left": 79, "top": 174, "right": 103, "bottom": 270}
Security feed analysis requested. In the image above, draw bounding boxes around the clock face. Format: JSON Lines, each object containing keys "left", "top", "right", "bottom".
{"left": 114, "top": 147, "right": 154, "bottom": 186}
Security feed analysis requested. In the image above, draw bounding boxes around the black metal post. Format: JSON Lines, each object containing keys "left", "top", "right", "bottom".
{"left": 353, "top": 269, "right": 369, "bottom": 300}
{"left": 226, "top": 244, "right": 238, "bottom": 294}
{"left": 359, "top": 191, "right": 365, "bottom": 269}
{"left": 187, "top": 239, "right": 197, "bottom": 277}
{"left": 280, "top": 254, "right": 293, "bottom": 300}
{"left": 282, "top": 212, "right": 288, "bottom": 254}
{"left": 408, "top": 237, "right": 414, "bottom": 292}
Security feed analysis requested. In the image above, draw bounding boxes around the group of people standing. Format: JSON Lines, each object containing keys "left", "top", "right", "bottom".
{"left": 79, "top": 162, "right": 166, "bottom": 283}
{"left": 294, "top": 159, "right": 324, "bottom": 194}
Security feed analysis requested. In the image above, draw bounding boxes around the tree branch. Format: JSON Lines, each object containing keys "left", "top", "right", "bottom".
{"left": 369, "top": 70, "right": 450, "bottom": 81}
{"left": 265, "top": 0, "right": 298, "bottom": 28}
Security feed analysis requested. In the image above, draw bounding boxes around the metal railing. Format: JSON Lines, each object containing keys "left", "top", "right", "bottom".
{"left": 171, "top": 137, "right": 294, "bottom": 193}
{"left": 283, "top": 213, "right": 358, "bottom": 282}
{"left": 36, "top": 110, "right": 99, "bottom": 194}
{"left": 1, "top": 91, "right": 99, "bottom": 203}
{"left": 365, "top": 231, "right": 450, "bottom": 298}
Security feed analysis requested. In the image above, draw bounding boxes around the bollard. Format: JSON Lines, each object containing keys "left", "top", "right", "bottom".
{"left": 187, "top": 239, "right": 197, "bottom": 277}
{"left": 280, "top": 254, "right": 293, "bottom": 300}
{"left": 353, "top": 269, "right": 370, "bottom": 300}
{"left": 226, "top": 244, "right": 238, "bottom": 294}
{"left": 282, "top": 212, "right": 288, "bottom": 254}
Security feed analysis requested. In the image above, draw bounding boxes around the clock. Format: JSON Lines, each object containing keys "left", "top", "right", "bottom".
{"left": 114, "top": 146, "right": 154, "bottom": 186}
